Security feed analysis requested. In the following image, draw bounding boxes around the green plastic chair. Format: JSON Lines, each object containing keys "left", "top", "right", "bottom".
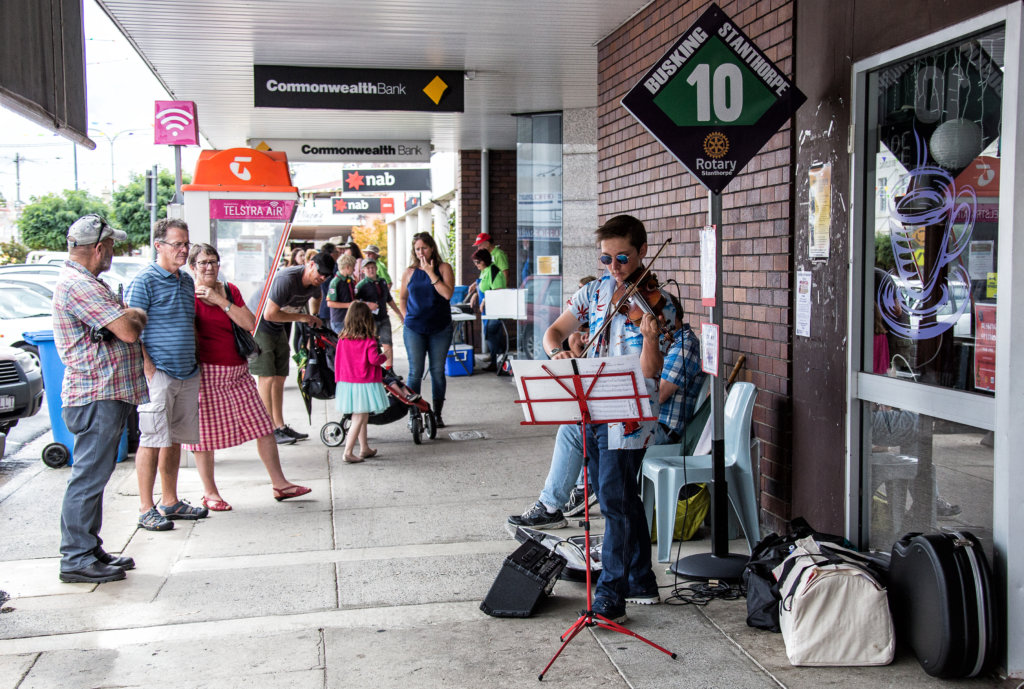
{"left": 641, "top": 382, "right": 760, "bottom": 562}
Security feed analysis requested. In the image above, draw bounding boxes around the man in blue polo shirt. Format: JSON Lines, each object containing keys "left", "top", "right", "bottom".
{"left": 126, "top": 218, "right": 207, "bottom": 532}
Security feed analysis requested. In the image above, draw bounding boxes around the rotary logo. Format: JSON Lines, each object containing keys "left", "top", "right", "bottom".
{"left": 703, "top": 132, "right": 729, "bottom": 159}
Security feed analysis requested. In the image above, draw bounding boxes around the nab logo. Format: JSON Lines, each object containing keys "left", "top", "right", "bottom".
{"left": 346, "top": 171, "right": 396, "bottom": 190}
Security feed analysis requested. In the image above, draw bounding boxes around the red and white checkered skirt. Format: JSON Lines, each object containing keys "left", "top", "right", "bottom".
{"left": 182, "top": 363, "right": 275, "bottom": 452}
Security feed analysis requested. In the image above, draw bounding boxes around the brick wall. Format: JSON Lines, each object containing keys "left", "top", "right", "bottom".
{"left": 457, "top": 150, "right": 517, "bottom": 284}
{"left": 597, "top": 0, "right": 795, "bottom": 533}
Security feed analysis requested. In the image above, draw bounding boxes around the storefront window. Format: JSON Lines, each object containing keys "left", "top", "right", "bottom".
{"left": 516, "top": 113, "right": 563, "bottom": 359}
{"left": 859, "top": 26, "right": 1003, "bottom": 553}
{"left": 865, "top": 402, "right": 993, "bottom": 561}
{"left": 864, "top": 27, "right": 1003, "bottom": 393}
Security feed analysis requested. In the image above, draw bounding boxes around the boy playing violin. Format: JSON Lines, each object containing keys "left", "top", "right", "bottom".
{"left": 541, "top": 215, "right": 677, "bottom": 623}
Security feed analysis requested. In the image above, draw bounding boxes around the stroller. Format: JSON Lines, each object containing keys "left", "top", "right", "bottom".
{"left": 319, "top": 365, "right": 438, "bottom": 446}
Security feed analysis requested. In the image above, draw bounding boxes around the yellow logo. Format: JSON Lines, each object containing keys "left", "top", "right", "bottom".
{"left": 253, "top": 140, "right": 272, "bottom": 152}
{"left": 423, "top": 76, "right": 449, "bottom": 105}
{"left": 703, "top": 132, "right": 729, "bottom": 159}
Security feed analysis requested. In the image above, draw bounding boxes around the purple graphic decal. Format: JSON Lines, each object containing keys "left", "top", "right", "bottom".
{"left": 877, "top": 132, "right": 975, "bottom": 340}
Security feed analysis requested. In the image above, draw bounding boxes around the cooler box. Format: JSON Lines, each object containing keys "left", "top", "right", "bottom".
{"left": 445, "top": 344, "right": 474, "bottom": 377}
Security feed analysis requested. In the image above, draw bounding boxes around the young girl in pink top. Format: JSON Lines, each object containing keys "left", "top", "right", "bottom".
{"left": 335, "top": 302, "right": 389, "bottom": 463}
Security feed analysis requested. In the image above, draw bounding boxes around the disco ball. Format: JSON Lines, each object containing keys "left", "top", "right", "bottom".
{"left": 930, "top": 118, "right": 983, "bottom": 170}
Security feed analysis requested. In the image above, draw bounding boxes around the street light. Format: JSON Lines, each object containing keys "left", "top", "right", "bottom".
{"left": 87, "top": 127, "right": 148, "bottom": 191}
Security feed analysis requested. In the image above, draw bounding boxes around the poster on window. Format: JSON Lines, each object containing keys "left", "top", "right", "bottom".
{"left": 809, "top": 163, "right": 831, "bottom": 259}
{"left": 974, "top": 303, "right": 996, "bottom": 392}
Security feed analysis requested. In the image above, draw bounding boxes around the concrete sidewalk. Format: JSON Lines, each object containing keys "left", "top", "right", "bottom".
{"left": 0, "top": 353, "right": 1007, "bottom": 688}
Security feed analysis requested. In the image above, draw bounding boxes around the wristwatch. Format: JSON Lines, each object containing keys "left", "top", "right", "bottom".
{"left": 222, "top": 304, "right": 231, "bottom": 313}
{"left": 548, "top": 347, "right": 563, "bottom": 357}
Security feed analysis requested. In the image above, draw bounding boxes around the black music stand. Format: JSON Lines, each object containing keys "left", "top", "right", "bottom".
{"left": 513, "top": 357, "right": 676, "bottom": 680}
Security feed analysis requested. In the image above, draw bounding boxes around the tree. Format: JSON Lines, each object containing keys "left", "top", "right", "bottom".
{"left": 351, "top": 218, "right": 389, "bottom": 263}
{"left": 17, "top": 190, "right": 111, "bottom": 251}
{"left": 111, "top": 169, "right": 188, "bottom": 248}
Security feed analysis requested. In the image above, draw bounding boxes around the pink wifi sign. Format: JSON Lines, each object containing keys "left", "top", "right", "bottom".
{"left": 154, "top": 100, "right": 199, "bottom": 145}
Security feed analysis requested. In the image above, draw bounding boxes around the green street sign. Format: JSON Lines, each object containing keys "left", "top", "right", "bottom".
{"left": 622, "top": 3, "right": 806, "bottom": 193}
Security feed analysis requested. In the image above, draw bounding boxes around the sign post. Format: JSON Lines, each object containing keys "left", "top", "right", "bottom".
{"left": 622, "top": 2, "right": 806, "bottom": 581}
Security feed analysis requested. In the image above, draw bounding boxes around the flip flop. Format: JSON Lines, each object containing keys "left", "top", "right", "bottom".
{"left": 273, "top": 485, "right": 312, "bottom": 501}
{"left": 202, "top": 496, "right": 232, "bottom": 512}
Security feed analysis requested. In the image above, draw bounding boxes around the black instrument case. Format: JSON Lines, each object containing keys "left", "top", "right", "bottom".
{"left": 888, "top": 531, "right": 997, "bottom": 678}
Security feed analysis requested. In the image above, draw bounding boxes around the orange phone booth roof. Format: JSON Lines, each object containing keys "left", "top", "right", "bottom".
{"left": 182, "top": 148, "right": 297, "bottom": 193}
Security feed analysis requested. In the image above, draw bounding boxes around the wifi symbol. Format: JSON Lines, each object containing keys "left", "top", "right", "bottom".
{"left": 156, "top": 107, "right": 194, "bottom": 137}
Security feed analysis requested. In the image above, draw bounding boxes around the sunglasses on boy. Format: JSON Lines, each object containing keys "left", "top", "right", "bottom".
{"left": 599, "top": 253, "right": 631, "bottom": 266}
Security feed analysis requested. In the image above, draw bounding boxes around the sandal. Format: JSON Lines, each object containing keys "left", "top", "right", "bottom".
{"left": 202, "top": 496, "right": 232, "bottom": 512}
{"left": 360, "top": 449, "right": 378, "bottom": 458}
{"left": 273, "top": 485, "right": 312, "bottom": 501}
{"left": 343, "top": 454, "right": 364, "bottom": 464}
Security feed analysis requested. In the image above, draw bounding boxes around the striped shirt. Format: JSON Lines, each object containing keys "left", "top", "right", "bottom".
{"left": 53, "top": 260, "right": 148, "bottom": 407}
{"left": 659, "top": 324, "right": 705, "bottom": 433}
{"left": 126, "top": 262, "right": 198, "bottom": 380}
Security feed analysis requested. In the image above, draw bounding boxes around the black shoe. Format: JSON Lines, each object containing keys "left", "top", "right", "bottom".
{"left": 625, "top": 586, "right": 661, "bottom": 605}
{"left": 280, "top": 425, "right": 308, "bottom": 440}
{"left": 563, "top": 486, "right": 597, "bottom": 517}
{"left": 434, "top": 413, "right": 446, "bottom": 429}
{"left": 60, "top": 561, "right": 127, "bottom": 584}
{"left": 936, "top": 497, "right": 962, "bottom": 517}
{"left": 93, "top": 549, "right": 135, "bottom": 570}
{"left": 273, "top": 428, "right": 297, "bottom": 445}
{"left": 508, "top": 501, "right": 567, "bottom": 529}
{"left": 592, "top": 597, "right": 627, "bottom": 623}
{"left": 482, "top": 363, "right": 498, "bottom": 372}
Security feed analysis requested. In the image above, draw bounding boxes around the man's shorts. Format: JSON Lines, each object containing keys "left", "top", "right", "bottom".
{"left": 376, "top": 317, "right": 393, "bottom": 346}
{"left": 250, "top": 328, "right": 291, "bottom": 377}
{"left": 137, "top": 369, "right": 200, "bottom": 448}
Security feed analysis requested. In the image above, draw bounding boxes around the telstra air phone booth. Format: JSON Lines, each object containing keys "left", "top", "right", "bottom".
{"left": 182, "top": 148, "right": 298, "bottom": 314}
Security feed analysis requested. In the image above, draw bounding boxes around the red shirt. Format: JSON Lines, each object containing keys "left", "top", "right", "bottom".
{"left": 195, "top": 282, "right": 246, "bottom": 366}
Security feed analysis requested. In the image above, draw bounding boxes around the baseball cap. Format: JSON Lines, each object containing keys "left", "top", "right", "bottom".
{"left": 67, "top": 215, "right": 127, "bottom": 247}
{"left": 364, "top": 245, "right": 381, "bottom": 255}
{"left": 473, "top": 233, "right": 491, "bottom": 246}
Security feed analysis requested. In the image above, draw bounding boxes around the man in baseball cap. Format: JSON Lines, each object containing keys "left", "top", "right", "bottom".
{"left": 470, "top": 233, "right": 508, "bottom": 284}
{"left": 67, "top": 214, "right": 127, "bottom": 247}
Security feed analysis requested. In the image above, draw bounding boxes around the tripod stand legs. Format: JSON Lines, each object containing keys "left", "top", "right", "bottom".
{"left": 538, "top": 610, "right": 677, "bottom": 680}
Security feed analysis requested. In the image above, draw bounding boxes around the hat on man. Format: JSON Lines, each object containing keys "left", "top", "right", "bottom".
{"left": 67, "top": 214, "right": 127, "bottom": 248}
{"left": 364, "top": 245, "right": 381, "bottom": 255}
{"left": 472, "top": 232, "right": 492, "bottom": 246}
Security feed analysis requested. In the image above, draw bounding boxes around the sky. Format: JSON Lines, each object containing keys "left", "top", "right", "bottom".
{"left": 0, "top": 1, "right": 454, "bottom": 210}
{"left": 0, "top": 2, "right": 205, "bottom": 206}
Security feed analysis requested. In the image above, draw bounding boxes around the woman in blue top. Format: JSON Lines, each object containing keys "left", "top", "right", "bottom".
{"left": 399, "top": 232, "right": 454, "bottom": 427}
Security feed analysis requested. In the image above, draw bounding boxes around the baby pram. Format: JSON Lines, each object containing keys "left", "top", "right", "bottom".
{"left": 320, "top": 368, "right": 437, "bottom": 446}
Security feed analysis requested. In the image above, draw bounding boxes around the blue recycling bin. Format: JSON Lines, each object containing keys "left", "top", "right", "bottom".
{"left": 22, "top": 330, "right": 128, "bottom": 468}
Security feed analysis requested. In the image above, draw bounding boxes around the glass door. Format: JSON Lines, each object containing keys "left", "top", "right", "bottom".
{"left": 853, "top": 24, "right": 1005, "bottom": 557}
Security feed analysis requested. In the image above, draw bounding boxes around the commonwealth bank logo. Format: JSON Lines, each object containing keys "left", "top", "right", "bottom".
{"left": 423, "top": 76, "right": 449, "bottom": 105}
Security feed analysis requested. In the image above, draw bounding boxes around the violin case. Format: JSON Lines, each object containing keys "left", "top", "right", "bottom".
{"left": 888, "top": 531, "right": 997, "bottom": 678}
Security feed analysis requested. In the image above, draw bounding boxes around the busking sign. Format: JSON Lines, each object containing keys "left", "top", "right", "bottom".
{"left": 621, "top": 3, "right": 805, "bottom": 194}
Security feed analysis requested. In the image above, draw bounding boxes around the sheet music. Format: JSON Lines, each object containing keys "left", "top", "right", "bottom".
{"left": 511, "top": 356, "right": 652, "bottom": 424}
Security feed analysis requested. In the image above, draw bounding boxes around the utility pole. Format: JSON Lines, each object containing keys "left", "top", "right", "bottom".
{"left": 14, "top": 153, "right": 22, "bottom": 208}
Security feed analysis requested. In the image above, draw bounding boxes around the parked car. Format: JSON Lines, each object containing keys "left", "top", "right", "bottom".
{"left": 0, "top": 285, "right": 53, "bottom": 369}
{"left": 519, "top": 274, "right": 564, "bottom": 359}
{"left": 0, "top": 344, "right": 43, "bottom": 439}
{"left": 0, "top": 275, "right": 54, "bottom": 299}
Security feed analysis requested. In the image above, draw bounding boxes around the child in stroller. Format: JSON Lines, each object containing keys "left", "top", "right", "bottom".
{"left": 321, "top": 367, "right": 438, "bottom": 446}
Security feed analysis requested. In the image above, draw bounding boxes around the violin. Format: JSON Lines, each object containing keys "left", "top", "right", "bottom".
{"left": 581, "top": 239, "right": 673, "bottom": 358}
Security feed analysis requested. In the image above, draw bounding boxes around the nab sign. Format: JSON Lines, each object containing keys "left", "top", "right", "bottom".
{"left": 331, "top": 197, "right": 395, "bottom": 215}
{"left": 621, "top": 3, "right": 805, "bottom": 194}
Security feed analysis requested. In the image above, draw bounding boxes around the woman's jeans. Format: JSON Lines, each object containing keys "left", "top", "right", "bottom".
{"left": 403, "top": 325, "right": 453, "bottom": 404}
{"left": 483, "top": 319, "right": 505, "bottom": 366}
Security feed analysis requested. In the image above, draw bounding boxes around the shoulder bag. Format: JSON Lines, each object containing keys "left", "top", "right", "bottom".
{"left": 225, "top": 282, "right": 260, "bottom": 362}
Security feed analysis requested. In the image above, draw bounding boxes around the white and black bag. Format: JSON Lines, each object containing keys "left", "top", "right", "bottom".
{"left": 774, "top": 536, "right": 894, "bottom": 666}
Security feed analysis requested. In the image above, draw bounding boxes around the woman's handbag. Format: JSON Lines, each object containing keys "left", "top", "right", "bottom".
{"left": 225, "top": 282, "right": 260, "bottom": 362}
{"left": 231, "top": 321, "right": 260, "bottom": 362}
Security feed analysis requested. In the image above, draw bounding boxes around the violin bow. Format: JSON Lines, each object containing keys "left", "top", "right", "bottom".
{"left": 579, "top": 238, "right": 671, "bottom": 359}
